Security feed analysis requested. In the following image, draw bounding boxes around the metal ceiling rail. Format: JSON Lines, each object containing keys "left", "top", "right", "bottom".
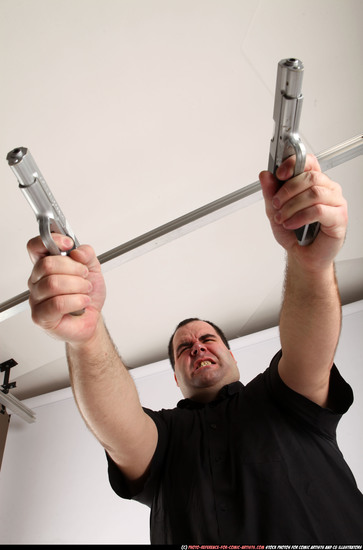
{"left": 1, "top": 134, "right": 362, "bottom": 323}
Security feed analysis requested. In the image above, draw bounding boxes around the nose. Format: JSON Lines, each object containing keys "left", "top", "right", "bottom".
{"left": 191, "top": 342, "right": 206, "bottom": 356}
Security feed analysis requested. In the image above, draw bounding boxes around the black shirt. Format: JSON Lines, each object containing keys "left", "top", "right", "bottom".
{"left": 107, "top": 351, "right": 363, "bottom": 544}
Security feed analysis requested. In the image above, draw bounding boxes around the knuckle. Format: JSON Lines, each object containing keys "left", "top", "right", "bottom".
{"left": 30, "top": 308, "right": 39, "bottom": 325}
{"left": 314, "top": 204, "right": 325, "bottom": 218}
{"left": 28, "top": 294, "right": 35, "bottom": 314}
{"left": 41, "top": 255, "right": 56, "bottom": 275}
{"left": 308, "top": 185, "right": 324, "bottom": 201}
{"left": 27, "top": 275, "right": 33, "bottom": 290}
{"left": 279, "top": 183, "right": 294, "bottom": 202}
{"left": 26, "top": 239, "right": 33, "bottom": 253}
{"left": 26, "top": 235, "right": 39, "bottom": 251}
{"left": 47, "top": 274, "right": 61, "bottom": 294}
{"left": 306, "top": 170, "right": 320, "bottom": 187}
{"left": 307, "top": 153, "right": 320, "bottom": 170}
{"left": 30, "top": 302, "right": 45, "bottom": 327}
{"left": 53, "top": 295, "right": 66, "bottom": 314}
{"left": 29, "top": 295, "right": 64, "bottom": 329}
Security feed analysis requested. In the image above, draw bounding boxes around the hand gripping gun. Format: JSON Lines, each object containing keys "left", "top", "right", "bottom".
{"left": 268, "top": 58, "right": 320, "bottom": 246}
{"left": 7, "top": 147, "right": 84, "bottom": 315}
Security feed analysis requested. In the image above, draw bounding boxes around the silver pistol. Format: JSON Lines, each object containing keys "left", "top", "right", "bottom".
{"left": 7, "top": 147, "right": 79, "bottom": 254}
{"left": 268, "top": 58, "right": 320, "bottom": 246}
{"left": 7, "top": 147, "right": 84, "bottom": 315}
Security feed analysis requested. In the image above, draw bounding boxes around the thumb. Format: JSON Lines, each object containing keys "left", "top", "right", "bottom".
{"left": 69, "top": 244, "right": 101, "bottom": 274}
{"left": 27, "top": 233, "right": 74, "bottom": 264}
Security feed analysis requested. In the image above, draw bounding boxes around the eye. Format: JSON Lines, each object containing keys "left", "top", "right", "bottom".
{"left": 202, "top": 337, "right": 216, "bottom": 344}
{"left": 177, "top": 344, "right": 192, "bottom": 357}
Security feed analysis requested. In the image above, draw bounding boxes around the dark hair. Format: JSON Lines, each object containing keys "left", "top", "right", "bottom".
{"left": 167, "top": 317, "right": 230, "bottom": 370}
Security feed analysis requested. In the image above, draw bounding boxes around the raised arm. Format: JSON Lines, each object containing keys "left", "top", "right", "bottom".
{"left": 27, "top": 235, "right": 157, "bottom": 486}
{"left": 259, "top": 155, "right": 348, "bottom": 407}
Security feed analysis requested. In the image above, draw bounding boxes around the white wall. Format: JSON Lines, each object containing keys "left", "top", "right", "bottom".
{"left": 0, "top": 301, "right": 362, "bottom": 545}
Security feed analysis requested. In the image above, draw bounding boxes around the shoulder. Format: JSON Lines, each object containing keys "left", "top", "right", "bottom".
{"left": 264, "top": 350, "right": 353, "bottom": 413}
{"left": 261, "top": 350, "right": 354, "bottom": 438}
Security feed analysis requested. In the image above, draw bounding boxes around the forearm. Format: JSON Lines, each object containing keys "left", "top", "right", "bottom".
{"left": 259, "top": 155, "right": 347, "bottom": 405}
{"left": 67, "top": 317, "right": 147, "bottom": 457}
{"left": 26, "top": 236, "right": 157, "bottom": 478}
{"left": 279, "top": 254, "right": 342, "bottom": 394}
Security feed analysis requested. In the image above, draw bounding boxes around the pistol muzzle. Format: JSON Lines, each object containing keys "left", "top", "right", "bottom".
{"left": 6, "top": 147, "right": 38, "bottom": 188}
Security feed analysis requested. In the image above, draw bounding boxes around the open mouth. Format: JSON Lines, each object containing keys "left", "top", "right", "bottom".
{"left": 194, "top": 360, "right": 214, "bottom": 371}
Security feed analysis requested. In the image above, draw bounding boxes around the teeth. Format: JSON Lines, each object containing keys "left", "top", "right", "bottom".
{"left": 199, "top": 361, "right": 212, "bottom": 368}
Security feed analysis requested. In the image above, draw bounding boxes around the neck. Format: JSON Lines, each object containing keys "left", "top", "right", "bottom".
{"left": 185, "top": 377, "right": 239, "bottom": 403}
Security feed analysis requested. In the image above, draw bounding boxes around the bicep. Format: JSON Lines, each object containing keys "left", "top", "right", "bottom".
{"left": 107, "top": 410, "right": 159, "bottom": 483}
{"left": 278, "top": 354, "right": 332, "bottom": 408}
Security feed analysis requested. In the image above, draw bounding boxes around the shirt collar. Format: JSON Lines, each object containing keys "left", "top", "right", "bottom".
{"left": 177, "top": 381, "right": 244, "bottom": 409}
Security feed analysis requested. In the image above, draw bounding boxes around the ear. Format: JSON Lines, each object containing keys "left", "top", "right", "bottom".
{"left": 174, "top": 372, "right": 180, "bottom": 387}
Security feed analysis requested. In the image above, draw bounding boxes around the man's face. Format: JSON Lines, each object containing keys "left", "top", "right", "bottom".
{"left": 172, "top": 320, "right": 240, "bottom": 401}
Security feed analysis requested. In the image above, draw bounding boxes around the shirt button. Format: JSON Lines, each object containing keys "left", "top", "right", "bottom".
{"left": 210, "top": 423, "right": 217, "bottom": 429}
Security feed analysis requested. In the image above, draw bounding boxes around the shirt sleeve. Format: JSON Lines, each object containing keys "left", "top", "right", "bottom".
{"left": 106, "top": 407, "right": 169, "bottom": 507}
{"left": 266, "top": 350, "right": 354, "bottom": 439}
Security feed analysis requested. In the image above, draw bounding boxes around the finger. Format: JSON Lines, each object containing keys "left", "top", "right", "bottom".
{"left": 273, "top": 177, "right": 344, "bottom": 225}
{"left": 30, "top": 293, "right": 91, "bottom": 330}
{"left": 29, "top": 274, "right": 93, "bottom": 305}
{"left": 27, "top": 234, "right": 74, "bottom": 264}
{"left": 272, "top": 170, "right": 342, "bottom": 212}
{"left": 281, "top": 202, "right": 347, "bottom": 241}
{"left": 259, "top": 170, "right": 279, "bottom": 202}
{"left": 259, "top": 170, "right": 284, "bottom": 233}
{"left": 304, "top": 154, "right": 321, "bottom": 173}
{"left": 68, "top": 244, "right": 102, "bottom": 274}
{"left": 276, "top": 153, "right": 321, "bottom": 181}
{"left": 29, "top": 254, "right": 89, "bottom": 285}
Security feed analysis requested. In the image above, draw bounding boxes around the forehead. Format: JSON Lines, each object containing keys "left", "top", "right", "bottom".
{"left": 173, "top": 321, "right": 219, "bottom": 347}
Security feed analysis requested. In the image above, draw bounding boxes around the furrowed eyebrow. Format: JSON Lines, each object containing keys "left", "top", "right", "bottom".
{"left": 176, "top": 333, "right": 217, "bottom": 357}
{"left": 200, "top": 333, "right": 217, "bottom": 342}
{"left": 176, "top": 341, "right": 192, "bottom": 357}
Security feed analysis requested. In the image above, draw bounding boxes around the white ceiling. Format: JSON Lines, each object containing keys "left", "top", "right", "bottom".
{"left": 0, "top": 0, "right": 362, "bottom": 400}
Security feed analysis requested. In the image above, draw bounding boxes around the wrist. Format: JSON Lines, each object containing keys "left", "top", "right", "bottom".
{"left": 67, "top": 315, "right": 106, "bottom": 354}
{"left": 287, "top": 245, "right": 336, "bottom": 276}
{"left": 285, "top": 253, "right": 338, "bottom": 296}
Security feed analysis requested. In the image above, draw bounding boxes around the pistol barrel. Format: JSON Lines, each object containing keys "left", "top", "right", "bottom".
{"left": 268, "top": 58, "right": 320, "bottom": 245}
{"left": 269, "top": 58, "right": 305, "bottom": 174}
{"left": 7, "top": 147, "right": 79, "bottom": 253}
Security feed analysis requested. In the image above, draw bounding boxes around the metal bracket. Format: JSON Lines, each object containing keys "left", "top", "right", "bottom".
{"left": 1, "top": 359, "right": 18, "bottom": 393}
{"left": 1, "top": 359, "right": 18, "bottom": 416}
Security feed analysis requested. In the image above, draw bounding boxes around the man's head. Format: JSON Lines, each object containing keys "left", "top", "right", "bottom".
{"left": 168, "top": 318, "right": 240, "bottom": 402}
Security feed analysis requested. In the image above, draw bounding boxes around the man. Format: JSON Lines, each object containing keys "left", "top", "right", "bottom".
{"left": 27, "top": 156, "right": 363, "bottom": 543}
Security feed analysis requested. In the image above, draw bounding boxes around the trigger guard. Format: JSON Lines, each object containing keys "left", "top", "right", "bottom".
{"left": 39, "top": 217, "right": 63, "bottom": 255}
{"left": 287, "top": 135, "right": 306, "bottom": 177}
